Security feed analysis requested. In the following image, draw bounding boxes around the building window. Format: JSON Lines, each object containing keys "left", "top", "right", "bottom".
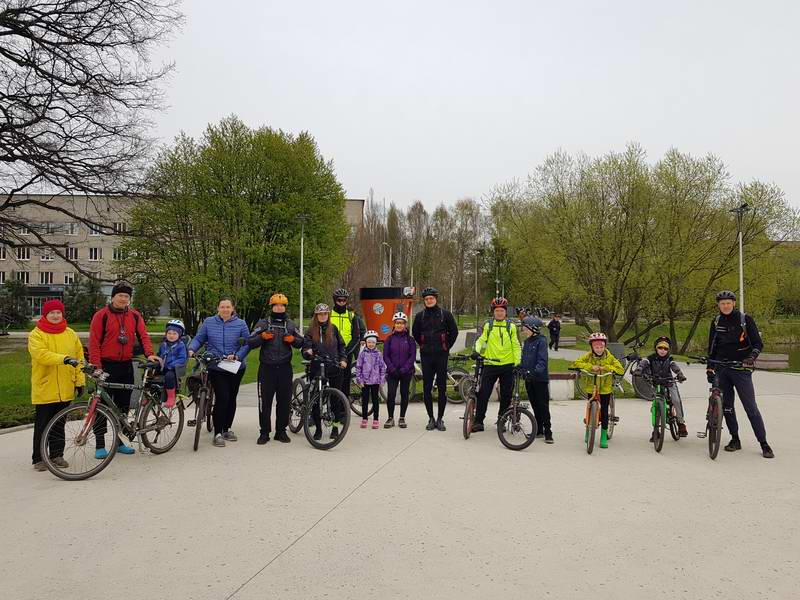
{"left": 45, "top": 222, "right": 57, "bottom": 234}
{"left": 40, "top": 249, "right": 54, "bottom": 261}
{"left": 113, "top": 247, "right": 127, "bottom": 261}
{"left": 88, "top": 224, "right": 102, "bottom": 236}
{"left": 0, "top": 271, "right": 5, "bottom": 284}
{"left": 0, "top": 245, "right": 6, "bottom": 260}
{"left": 39, "top": 271, "right": 54, "bottom": 285}
{"left": 16, "top": 247, "right": 31, "bottom": 261}
{"left": 66, "top": 222, "right": 79, "bottom": 236}
{"left": 63, "top": 272, "right": 75, "bottom": 285}
{"left": 15, "top": 271, "right": 30, "bottom": 284}
{"left": 113, "top": 222, "right": 127, "bottom": 234}
{"left": 66, "top": 247, "right": 78, "bottom": 261}
{"left": 17, "top": 224, "right": 31, "bottom": 236}
{"left": 90, "top": 271, "right": 101, "bottom": 280}
{"left": 88, "top": 247, "right": 102, "bottom": 261}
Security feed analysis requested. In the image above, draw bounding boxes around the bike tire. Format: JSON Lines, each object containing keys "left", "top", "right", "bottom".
{"left": 669, "top": 405, "right": 680, "bottom": 441}
{"left": 458, "top": 375, "right": 476, "bottom": 404}
{"left": 607, "top": 394, "right": 616, "bottom": 440}
{"left": 497, "top": 407, "right": 536, "bottom": 451}
{"left": 462, "top": 397, "right": 476, "bottom": 439}
{"left": 193, "top": 389, "right": 206, "bottom": 452}
{"left": 139, "top": 398, "right": 184, "bottom": 454}
{"left": 205, "top": 388, "right": 214, "bottom": 433}
{"left": 304, "top": 388, "right": 351, "bottom": 450}
{"left": 447, "top": 367, "right": 469, "bottom": 404}
{"left": 349, "top": 378, "right": 373, "bottom": 418}
{"left": 586, "top": 401, "right": 598, "bottom": 455}
{"left": 653, "top": 399, "right": 665, "bottom": 453}
{"left": 708, "top": 394, "right": 723, "bottom": 460}
{"left": 41, "top": 401, "right": 119, "bottom": 481}
{"left": 632, "top": 373, "right": 653, "bottom": 400}
{"left": 289, "top": 381, "right": 306, "bottom": 434}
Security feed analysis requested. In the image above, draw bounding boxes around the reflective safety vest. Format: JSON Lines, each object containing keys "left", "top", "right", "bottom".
{"left": 330, "top": 309, "right": 354, "bottom": 345}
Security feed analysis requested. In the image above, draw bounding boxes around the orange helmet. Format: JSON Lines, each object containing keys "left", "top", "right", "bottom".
{"left": 269, "top": 293, "right": 288, "bottom": 306}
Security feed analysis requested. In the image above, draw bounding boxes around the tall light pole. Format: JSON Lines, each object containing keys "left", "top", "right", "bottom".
{"left": 475, "top": 248, "right": 483, "bottom": 331}
{"left": 297, "top": 214, "right": 309, "bottom": 333}
{"left": 730, "top": 203, "right": 750, "bottom": 313}
{"left": 381, "top": 241, "right": 392, "bottom": 286}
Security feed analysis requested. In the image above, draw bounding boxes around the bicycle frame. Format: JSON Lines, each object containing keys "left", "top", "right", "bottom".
{"left": 573, "top": 370, "right": 613, "bottom": 428}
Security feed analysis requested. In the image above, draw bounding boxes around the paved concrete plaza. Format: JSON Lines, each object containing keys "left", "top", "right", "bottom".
{"left": 1, "top": 364, "right": 798, "bottom": 599}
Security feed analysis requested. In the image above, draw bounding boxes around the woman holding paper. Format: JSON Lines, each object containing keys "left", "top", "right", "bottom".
{"left": 188, "top": 297, "right": 250, "bottom": 447}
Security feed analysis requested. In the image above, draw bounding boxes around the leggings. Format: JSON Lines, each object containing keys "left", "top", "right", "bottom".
{"left": 209, "top": 368, "right": 245, "bottom": 436}
{"left": 361, "top": 384, "right": 380, "bottom": 420}
{"left": 32, "top": 401, "right": 72, "bottom": 464}
{"left": 386, "top": 373, "right": 412, "bottom": 418}
{"left": 587, "top": 393, "right": 612, "bottom": 430}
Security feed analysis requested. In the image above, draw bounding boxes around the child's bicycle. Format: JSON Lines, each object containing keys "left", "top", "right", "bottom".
{"left": 640, "top": 373, "right": 681, "bottom": 453}
{"left": 496, "top": 367, "right": 537, "bottom": 451}
{"left": 688, "top": 356, "right": 741, "bottom": 460}
{"left": 41, "top": 361, "right": 185, "bottom": 480}
{"left": 570, "top": 368, "right": 615, "bottom": 455}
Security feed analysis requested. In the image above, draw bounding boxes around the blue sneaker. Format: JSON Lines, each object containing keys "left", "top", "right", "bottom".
{"left": 95, "top": 448, "right": 109, "bottom": 460}
{"left": 117, "top": 444, "right": 135, "bottom": 455}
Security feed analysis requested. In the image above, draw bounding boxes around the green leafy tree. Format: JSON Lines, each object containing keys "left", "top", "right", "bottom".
{"left": 131, "top": 281, "right": 163, "bottom": 323}
{"left": 0, "top": 279, "right": 30, "bottom": 326}
{"left": 63, "top": 277, "right": 106, "bottom": 323}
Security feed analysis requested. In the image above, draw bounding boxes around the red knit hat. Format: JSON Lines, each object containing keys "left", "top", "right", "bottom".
{"left": 42, "top": 299, "right": 65, "bottom": 316}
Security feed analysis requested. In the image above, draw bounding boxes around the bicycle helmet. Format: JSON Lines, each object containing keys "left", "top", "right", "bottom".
{"left": 654, "top": 336, "right": 671, "bottom": 351}
{"left": 522, "top": 316, "right": 543, "bottom": 334}
{"left": 165, "top": 319, "right": 185, "bottom": 336}
{"left": 491, "top": 297, "right": 509, "bottom": 309}
{"left": 314, "top": 303, "right": 330, "bottom": 314}
{"left": 269, "top": 293, "right": 288, "bottom": 306}
{"left": 716, "top": 290, "right": 736, "bottom": 302}
{"left": 420, "top": 287, "right": 439, "bottom": 298}
{"left": 363, "top": 330, "right": 379, "bottom": 342}
{"left": 392, "top": 311, "right": 408, "bottom": 323}
{"left": 587, "top": 332, "right": 608, "bottom": 343}
{"left": 332, "top": 288, "right": 350, "bottom": 300}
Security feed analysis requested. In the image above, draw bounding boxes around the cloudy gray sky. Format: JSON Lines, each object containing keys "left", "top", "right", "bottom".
{"left": 153, "top": 0, "right": 800, "bottom": 207}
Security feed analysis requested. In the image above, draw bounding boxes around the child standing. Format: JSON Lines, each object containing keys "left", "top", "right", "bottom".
{"left": 158, "top": 319, "right": 188, "bottom": 408}
{"left": 383, "top": 312, "right": 417, "bottom": 429}
{"left": 634, "top": 336, "right": 688, "bottom": 440}
{"left": 571, "top": 332, "right": 624, "bottom": 449}
{"left": 520, "top": 316, "right": 553, "bottom": 443}
{"left": 355, "top": 330, "right": 386, "bottom": 429}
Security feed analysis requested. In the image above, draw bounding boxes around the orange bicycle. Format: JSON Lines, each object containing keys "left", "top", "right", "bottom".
{"left": 571, "top": 368, "right": 614, "bottom": 454}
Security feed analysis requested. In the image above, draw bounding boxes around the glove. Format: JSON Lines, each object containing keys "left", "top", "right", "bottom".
{"left": 706, "top": 369, "right": 715, "bottom": 384}
{"left": 678, "top": 375, "right": 687, "bottom": 383}
{"left": 283, "top": 335, "right": 295, "bottom": 344}
{"left": 470, "top": 351, "right": 481, "bottom": 360}
{"left": 743, "top": 356, "right": 756, "bottom": 369}
{"left": 260, "top": 331, "right": 274, "bottom": 341}
{"left": 63, "top": 356, "right": 79, "bottom": 367}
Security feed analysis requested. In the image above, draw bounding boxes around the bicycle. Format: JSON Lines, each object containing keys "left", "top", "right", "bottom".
{"left": 461, "top": 356, "right": 483, "bottom": 439}
{"left": 640, "top": 374, "right": 681, "bottom": 453}
{"left": 292, "top": 356, "right": 351, "bottom": 450}
{"left": 41, "top": 361, "right": 185, "bottom": 480}
{"left": 570, "top": 369, "right": 615, "bottom": 455}
{"left": 618, "top": 337, "right": 652, "bottom": 400}
{"left": 688, "top": 356, "right": 741, "bottom": 460}
{"left": 185, "top": 351, "right": 219, "bottom": 451}
{"left": 497, "top": 368, "right": 537, "bottom": 451}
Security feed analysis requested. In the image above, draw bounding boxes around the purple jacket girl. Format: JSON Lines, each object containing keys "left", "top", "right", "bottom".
{"left": 355, "top": 347, "right": 386, "bottom": 386}
{"left": 383, "top": 329, "right": 417, "bottom": 377}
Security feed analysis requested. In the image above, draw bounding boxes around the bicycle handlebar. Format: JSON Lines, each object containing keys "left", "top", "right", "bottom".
{"left": 687, "top": 356, "right": 744, "bottom": 368}
{"left": 568, "top": 368, "right": 615, "bottom": 378}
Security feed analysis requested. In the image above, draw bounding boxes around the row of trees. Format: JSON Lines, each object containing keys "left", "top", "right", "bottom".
{"left": 488, "top": 145, "right": 798, "bottom": 352}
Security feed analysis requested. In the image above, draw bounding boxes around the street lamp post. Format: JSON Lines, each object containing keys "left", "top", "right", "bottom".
{"left": 296, "top": 214, "right": 309, "bottom": 333}
{"left": 475, "top": 248, "right": 483, "bottom": 332}
{"left": 381, "top": 242, "right": 393, "bottom": 286}
{"left": 729, "top": 203, "right": 750, "bottom": 313}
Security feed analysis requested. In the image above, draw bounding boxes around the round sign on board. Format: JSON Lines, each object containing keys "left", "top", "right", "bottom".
{"left": 380, "top": 324, "right": 391, "bottom": 335}
{"left": 373, "top": 303, "right": 384, "bottom": 315}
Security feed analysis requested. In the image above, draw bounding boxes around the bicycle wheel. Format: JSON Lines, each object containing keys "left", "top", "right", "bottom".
{"left": 304, "top": 388, "right": 351, "bottom": 450}
{"left": 458, "top": 375, "right": 476, "bottom": 404}
{"left": 41, "top": 401, "right": 118, "bottom": 481}
{"left": 205, "top": 388, "right": 214, "bottom": 433}
{"left": 462, "top": 397, "right": 476, "bottom": 439}
{"left": 708, "top": 394, "right": 723, "bottom": 460}
{"left": 139, "top": 398, "right": 184, "bottom": 454}
{"left": 349, "top": 376, "right": 373, "bottom": 418}
{"left": 607, "top": 394, "right": 617, "bottom": 440}
{"left": 653, "top": 399, "right": 665, "bottom": 453}
{"left": 497, "top": 407, "right": 536, "bottom": 451}
{"left": 669, "top": 404, "right": 680, "bottom": 441}
{"left": 289, "top": 383, "right": 306, "bottom": 434}
{"left": 193, "top": 389, "right": 207, "bottom": 452}
{"left": 632, "top": 373, "right": 653, "bottom": 400}
{"left": 586, "top": 401, "right": 598, "bottom": 455}
{"left": 447, "top": 367, "right": 469, "bottom": 404}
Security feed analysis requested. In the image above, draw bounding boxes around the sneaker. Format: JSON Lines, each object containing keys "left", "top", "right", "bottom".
{"left": 117, "top": 444, "right": 135, "bottom": 455}
{"left": 95, "top": 448, "right": 109, "bottom": 460}
{"left": 436, "top": 419, "right": 446, "bottom": 431}
{"left": 275, "top": 431, "right": 291, "bottom": 443}
{"left": 384, "top": 418, "right": 395, "bottom": 429}
{"left": 360, "top": 419, "right": 368, "bottom": 429}
{"left": 372, "top": 420, "right": 380, "bottom": 429}
{"left": 471, "top": 422, "right": 484, "bottom": 433}
{"left": 223, "top": 431, "right": 238, "bottom": 442}
{"left": 724, "top": 438, "right": 742, "bottom": 452}
{"left": 213, "top": 434, "right": 226, "bottom": 447}
{"left": 33, "top": 461, "right": 47, "bottom": 472}
{"left": 678, "top": 423, "right": 688, "bottom": 438}
{"left": 398, "top": 417, "right": 407, "bottom": 429}
{"left": 313, "top": 428, "right": 323, "bottom": 441}
{"left": 331, "top": 426, "right": 340, "bottom": 440}
{"left": 544, "top": 433, "right": 554, "bottom": 444}
{"left": 761, "top": 443, "right": 774, "bottom": 459}
{"left": 52, "top": 456, "right": 69, "bottom": 468}
{"left": 257, "top": 433, "right": 270, "bottom": 445}
{"left": 426, "top": 418, "right": 436, "bottom": 431}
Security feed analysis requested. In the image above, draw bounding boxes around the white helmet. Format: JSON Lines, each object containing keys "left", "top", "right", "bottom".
{"left": 392, "top": 312, "right": 408, "bottom": 323}
{"left": 363, "top": 330, "right": 379, "bottom": 342}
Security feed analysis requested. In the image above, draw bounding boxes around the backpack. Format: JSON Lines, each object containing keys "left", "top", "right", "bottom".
{"left": 485, "top": 319, "right": 513, "bottom": 343}
{"left": 709, "top": 311, "right": 750, "bottom": 357}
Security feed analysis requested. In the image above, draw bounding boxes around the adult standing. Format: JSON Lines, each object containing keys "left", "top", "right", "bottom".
{"left": 188, "top": 297, "right": 250, "bottom": 448}
{"left": 28, "top": 299, "right": 85, "bottom": 471}
{"left": 411, "top": 287, "right": 459, "bottom": 431}
{"left": 520, "top": 316, "right": 553, "bottom": 443}
{"left": 547, "top": 314, "right": 561, "bottom": 351}
{"left": 247, "top": 293, "right": 304, "bottom": 445}
{"left": 329, "top": 288, "right": 363, "bottom": 399}
{"left": 706, "top": 290, "right": 773, "bottom": 458}
{"left": 89, "top": 280, "right": 157, "bottom": 458}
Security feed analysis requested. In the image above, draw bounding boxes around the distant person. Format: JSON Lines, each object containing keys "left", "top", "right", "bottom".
{"left": 157, "top": 319, "right": 188, "bottom": 409}
{"left": 383, "top": 312, "right": 416, "bottom": 429}
{"left": 520, "top": 316, "right": 553, "bottom": 443}
{"left": 329, "top": 288, "right": 364, "bottom": 400}
{"left": 547, "top": 314, "right": 562, "bottom": 351}
{"left": 355, "top": 330, "right": 386, "bottom": 429}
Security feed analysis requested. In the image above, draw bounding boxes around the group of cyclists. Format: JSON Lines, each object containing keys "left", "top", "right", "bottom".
{"left": 27, "top": 282, "right": 775, "bottom": 471}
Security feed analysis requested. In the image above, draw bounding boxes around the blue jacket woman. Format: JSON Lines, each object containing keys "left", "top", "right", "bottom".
{"left": 188, "top": 313, "right": 250, "bottom": 372}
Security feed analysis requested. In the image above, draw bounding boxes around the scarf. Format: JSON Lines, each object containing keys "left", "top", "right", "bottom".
{"left": 37, "top": 316, "right": 68, "bottom": 334}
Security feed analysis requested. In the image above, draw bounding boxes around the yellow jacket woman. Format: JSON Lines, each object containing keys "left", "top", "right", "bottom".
{"left": 28, "top": 299, "right": 85, "bottom": 470}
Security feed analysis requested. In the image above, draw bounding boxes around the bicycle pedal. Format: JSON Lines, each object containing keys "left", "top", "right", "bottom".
{"left": 612, "top": 416, "right": 620, "bottom": 422}
{"left": 187, "top": 419, "right": 196, "bottom": 427}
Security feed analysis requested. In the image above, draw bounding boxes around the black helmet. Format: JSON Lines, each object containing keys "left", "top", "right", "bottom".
{"left": 654, "top": 336, "right": 671, "bottom": 351}
{"left": 522, "top": 316, "right": 543, "bottom": 334}
{"left": 716, "top": 290, "right": 736, "bottom": 302}
{"left": 421, "top": 287, "right": 439, "bottom": 298}
{"left": 332, "top": 288, "right": 350, "bottom": 300}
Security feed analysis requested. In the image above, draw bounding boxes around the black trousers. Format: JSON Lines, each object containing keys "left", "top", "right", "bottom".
{"left": 361, "top": 384, "right": 380, "bottom": 420}
{"left": 717, "top": 368, "right": 767, "bottom": 443}
{"left": 549, "top": 334, "right": 559, "bottom": 351}
{"left": 259, "top": 362, "right": 293, "bottom": 434}
{"left": 209, "top": 369, "right": 244, "bottom": 436}
{"left": 386, "top": 373, "right": 412, "bottom": 418}
{"left": 32, "top": 401, "right": 71, "bottom": 463}
{"left": 163, "top": 369, "right": 178, "bottom": 391}
{"left": 525, "top": 380, "right": 551, "bottom": 434}
{"left": 586, "top": 393, "right": 612, "bottom": 429}
{"left": 475, "top": 364, "right": 515, "bottom": 425}
{"left": 95, "top": 359, "right": 134, "bottom": 448}
{"left": 421, "top": 353, "right": 449, "bottom": 420}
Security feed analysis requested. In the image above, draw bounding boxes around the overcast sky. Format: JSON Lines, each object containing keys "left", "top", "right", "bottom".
{"left": 152, "top": 0, "right": 800, "bottom": 208}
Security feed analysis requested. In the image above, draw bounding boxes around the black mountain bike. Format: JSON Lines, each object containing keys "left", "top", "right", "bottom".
{"left": 293, "top": 357, "right": 351, "bottom": 450}
{"left": 497, "top": 368, "right": 537, "bottom": 451}
{"left": 688, "top": 356, "right": 741, "bottom": 460}
{"left": 186, "top": 351, "right": 219, "bottom": 451}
